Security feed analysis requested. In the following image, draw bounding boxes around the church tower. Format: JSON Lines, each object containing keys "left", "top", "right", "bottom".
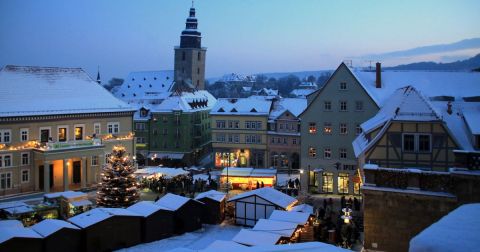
{"left": 174, "top": 3, "right": 207, "bottom": 91}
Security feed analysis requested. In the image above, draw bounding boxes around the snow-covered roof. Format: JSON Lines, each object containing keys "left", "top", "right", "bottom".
{"left": 135, "top": 167, "right": 189, "bottom": 178}
{"left": 268, "top": 210, "right": 310, "bottom": 225}
{"left": 0, "top": 226, "right": 42, "bottom": 243}
{"left": 194, "top": 190, "right": 226, "bottom": 202}
{"left": 211, "top": 97, "right": 273, "bottom": 116}
{"left": 0, "top": 201, "right": 34, "bottom": 215}
{"left": 290, "top": 204, "right": 314, "bottom": 215}
{"left": 127, "top": 201, "right": 172, "bottom": 217}
{"left": 0, "top": 65, "right": 134, "bottom": 117}
{"left": 463, "top": 109, "right": 480, "bottom": 135}
{"left": 269, "top": 98, "right": 307, "bottom": 120}
{"left": 228, "top": 187, "right": 297, "bottom": 210}
{"left": 68, "top": 208, "right": 140, "bottom": 228}
{"left": 258, "top": 88, "right": 279, "bottom": 96}
{"left": 239, "top": 242, "right": 349, "bottom": 252}
{"left": 252, "top": 219, "right": 298, "bottom": 237}
{"left": 114, "top": 70, "right": 174, "bottom": 105}
{"left": 155, "top": 193, "right": 202, "bottom": 211}
{"left": 298, "top": 81, "right": 318, "bottom": 89}
{"left": 409, "top": 203, "right": 480, "bottom": 252}
{"left": 0, "top": 220, "right": 23, "bottom": 229}
{"left": 232, "top": 229, "right": 282, "bottom": 246}
{"left": 351, "top": 69, "right": 480, "bottom": 107}
{"left": 44, "top": 190, "right": 87, "bottom": 200}
{"left": 220, "top": 73, "right": 256, "bottom": 83}
{"left": 70, "top": 199, "right": 93, "bottom": 207}
{"left": 205, "top": 240, "right": 248, "bottom": 251}
{"left": 31, "top": 219, "right": 79, "bottom": 237}
{"left": 289, "top": 88, "right": 316, "bottom": 98}
{"left": 151, "top": 90, "right": 217, "bottom": 113}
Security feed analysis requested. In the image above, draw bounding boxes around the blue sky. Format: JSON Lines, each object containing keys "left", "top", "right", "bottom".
{"left": 1, "top": 0, "right": 479, "bottom": 81}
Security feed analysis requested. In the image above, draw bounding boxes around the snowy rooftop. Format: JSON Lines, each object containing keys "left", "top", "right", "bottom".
{"left": 252, "top": 219, "right": 298, "bottom": 237}
{"left": 211, "top": 97, "right": 273, "bottom": 116}
{"left": 155, "top": 193, "right": 202, "bottom": 211}
{"left": 232, "top": 229, "right": 282, "bottom": 246}
{"left": 269, "top": 98, "right": 307, "bottom": 120}
{"left": 351, "top": 68, "right": 480, "bottom": 107}
{"left": 0, "top": 201, "right": 34, "bottom": 215}
{"left": 289, "top": 88, "right": 316, "bottom": 98}
{"left": 268, "top": 210, "right": 310, "bottom": 225}
{"left": 290, "top": 204, "right": 314, "bottom": 215}
{"left": 0, "top": 65, "right": 134, "bottom": 117}
{"left": 194, "top": 190, "right": 226, "bottom": 202}
{"left": 135, "top": 167, "right": 189, "bottom": 178}
{"left": 151, "top": 90, "right": 217, "bottom": 113}
{"left": 31, "top": 219, "right": 79, "bottom": 237}
{"left": 127, "top": 201, "right": 172, "bottom": 217}
{"left": 0, "top": 220, "right": 23, "bottom": 229}
{"left": 0, "top": 226, "right": 42, "bottom": 243}
{"left": 409, "top": 203, "right": 480, "bottom": 252}
{"left": 68, "top": 207, "right": 140, "bottom": 228}
{"left": 114, "top": 70, "right": 174, "bottom": 104}
{"left": 44, "top": 190, "right": 87, "bottom": 200}
{"left": 228, "top": 187, "right": 297, "bottom": 210}
{"left": 204, "top": 240, "right": 248, "bottom": 251}
{"left": 220, "top": 73, "right": 256, "bottom": 83}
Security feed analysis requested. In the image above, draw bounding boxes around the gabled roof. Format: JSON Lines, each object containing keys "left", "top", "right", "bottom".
{"left": 0, "top": 226, "right": 41, "bottom": 243}
{"left": 252, "top": 219, "right": 298, "bottom": 237}
{"left": 290, "top": 204, "right": 314, "bottom": 215}
{"left": 155, "top": 193, "right": 203, "bottom": 211}
{"left": 126, "top": 201, "right": 172, "bottom": 217}
{"left": 31, "top": 219, "right": 79, "bottom": 237}
{"left": 269, "top": 98, "right": 307, "bottom": 120}
{"left": 0, "top": 65, "right": 134, "bottom": 117}
{"left": 68, "top": 208, "right": 141, "bottom": 228}
{"left": 0, "top": 220, "right": 23, "bottom": 229}
{"left": 228, "top": 187, "right": 297, "bottom": 209}
{"left": 151, "top": 90, "right": 217, "bottom": 113}
{"left": 232, "top": 229, "right": 282, "bottom": 246}
{"left": 115, "top": 70, "right": 174, "bottom": 103}
{"left": 210, "top": 97, "right": 273, "bottom": 116}
{"left": 194, "top": 190, "right": 226, "bottom": 202}
{"left": 268, "top": 210, "right": 310, "bottom": 225}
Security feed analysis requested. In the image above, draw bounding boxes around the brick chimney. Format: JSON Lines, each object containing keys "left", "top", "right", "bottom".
{"left": 375, "top": 62, "right": 382, "bottom": 88}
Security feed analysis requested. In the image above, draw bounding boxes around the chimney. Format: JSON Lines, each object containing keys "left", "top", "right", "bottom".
{"left": 447, "top": 101, "right": 452, "bottom": 115}
{"left": 375, "top": 62, "right": 382, "bottom": 88}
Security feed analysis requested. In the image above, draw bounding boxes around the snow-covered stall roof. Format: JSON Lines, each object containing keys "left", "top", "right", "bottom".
{"left": 463, "top": 109, "right": 480, "bottom": 135}
{"left": 220, "top": 168, "right": 277, "bottom": 178}
{"left": 269, "top": 98, "right": 307, "bottom": 120}
{"left": 252, "top": 219, "right": 298, "bottom": 237}
{"left": 31, "top": 219, "right": 79, "bottom": 237}
{"left": 228, "top": 187, "right": 297, "bottom": 210}
{"left": 211, "top": 97, "right": 273, "bottom": 116}
{"left": 409, "top": 203, "right": 480, "bottom": 252}
{"left": 44, "top": 190, "right": 87, "bottom": 200}
{"left": 204, "top": 240, "right": 248, "bottom": 251}
{"left": 194, "top": 190, "right": 226, "bottom": 202}
{"left": 351, "top": 69, "right": 480, "bottom": 107}
{"left": 114, "top": 70, "right": 174, "bottom": 104}
{"left": 0, "top": 226, "right": 42, "bottom": 243}
{"left": 151, "top": 90, "right": 217, "bottom": 113}
{"left": 70, "top": 199, "right": 93, "bottom": 207}
{"left": 0, "top": 65, "right": 134, "bottom": 117}
{"left": 290, "top": 204, "right": 314, "bottom": 215}
{"left": 0, "top": 201, "right": 34, "bottom": 215}
{"left": 243, "top": 241, "right": 349, "bottom": 252}
{"left": 232, "top": 229, "right": 282, "bottom": 246}
{"left": 68, "top": 208, "right": 141, "bottom": 228}
{"left": 155, "top": 193, "right": 203, "bottom": 211}
{"left": 135, "top": 167, "right": 189, "bottom": 178}
{"left": 127, "top": 201, "right": 172, "bottom": 217}
{"left": 0, "top": 220, "right": 23, "bottom": 229}
{"left": 268, "top": 210, "right": 310, "bottom": 225}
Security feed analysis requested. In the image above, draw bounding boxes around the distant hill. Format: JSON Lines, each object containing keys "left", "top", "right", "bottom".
{"left": 385, "top": 53, "right": 480, "bottom": 71}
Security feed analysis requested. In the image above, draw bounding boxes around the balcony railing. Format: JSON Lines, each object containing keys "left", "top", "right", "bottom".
{"left": 44, "top": 139, "right": 102, "bottom": 150}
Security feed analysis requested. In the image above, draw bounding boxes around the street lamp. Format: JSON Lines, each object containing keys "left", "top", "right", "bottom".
{"left": 341, "top": 207, "right": 352, "bottom": 224}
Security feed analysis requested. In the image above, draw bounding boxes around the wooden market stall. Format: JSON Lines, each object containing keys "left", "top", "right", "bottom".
{"left": 31, "top": 219, "right": 81, "bottom": 252}
{"left": 127, "top": 201, "right": 174, "bottom": 242}
{"left": 155, "top": 193, "right": 204, "bottom": 234}
{"left": 0, "top": 220, "right": 42, "bottom": 252}
{"left": 219, "top": 167, "right": 277, "bottom": 190}
{"left": 194, "top": 190, "right": 226, "bottom": 224}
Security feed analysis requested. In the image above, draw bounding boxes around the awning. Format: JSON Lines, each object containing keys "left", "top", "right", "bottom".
{"left": 147, "top": 152, "right": 185, "bottom": 160}
{"left": 70, "top": 199, "right": 93, "bottom": 208}
{"left": 313, "top": 168, "right": 324, "bottom": 173}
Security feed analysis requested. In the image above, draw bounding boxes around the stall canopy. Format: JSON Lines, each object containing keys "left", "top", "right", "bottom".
{"left": 268, "top": 210, "right": 310, "bottom": 226}
{"left": 135, "top": 167, "right": 189, "bottom": 178}
{"left": 228, "top": 187, "right": 297, "bottom": 210}
{"left": 290, "top": 204, "right": 314, "bottom": 215}
{"left": 232, "top": 229, "right": 282, "bottom": 246}
{"left": 252, "top": 219, "right": 298, "bottom": 238}
{"left": 220, "top": 168, "right": 277, "bottom": 190}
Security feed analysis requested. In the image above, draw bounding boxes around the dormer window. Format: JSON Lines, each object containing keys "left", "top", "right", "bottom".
{"left": 230, "top": 108, "right": 237, "bottom": 112}
{"left": 218, "top": 108, "right": 225, "bottom": 112}
{"left": 250, "top": 108, "right": 257, "bottom": 112}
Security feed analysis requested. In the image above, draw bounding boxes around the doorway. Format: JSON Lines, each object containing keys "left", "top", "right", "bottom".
{"left": 39, "top": 164, "right": 54, "bottom": 190}
{"left": 73, "top": 161, "right": 81, "bottom": 184}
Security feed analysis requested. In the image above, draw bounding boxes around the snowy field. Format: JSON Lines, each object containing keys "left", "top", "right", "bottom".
{"left": 117, "top": 224, "right": 242, "bottom": 252}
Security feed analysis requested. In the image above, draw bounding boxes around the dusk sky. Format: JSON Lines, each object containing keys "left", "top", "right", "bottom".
{"left": 1, "top": 0, "right": 480, "bottom": 82}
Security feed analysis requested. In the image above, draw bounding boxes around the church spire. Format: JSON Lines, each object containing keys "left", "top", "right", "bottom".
{"left": 180, "top": 2, "right": 201, "bottom": 48}
{"left": 96, "top": 66, "right": 101, "bottom": 85}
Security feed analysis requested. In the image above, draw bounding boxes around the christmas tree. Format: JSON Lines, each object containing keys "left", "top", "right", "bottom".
{"left": 96, "top": 145, "right": 139, "bottom": 207}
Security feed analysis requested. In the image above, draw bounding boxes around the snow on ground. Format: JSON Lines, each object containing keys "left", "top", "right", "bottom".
{"left": 117, "top": 224, "right": 242, "bottom": 252}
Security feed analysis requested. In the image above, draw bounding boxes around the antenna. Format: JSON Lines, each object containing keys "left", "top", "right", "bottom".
{"left": 192, "top": 0, "right": 194, "bottom": 8}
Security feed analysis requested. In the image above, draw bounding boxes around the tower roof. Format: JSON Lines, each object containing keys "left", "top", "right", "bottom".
{"left": 180, "top": 4, "right": 201, "bottom": 48}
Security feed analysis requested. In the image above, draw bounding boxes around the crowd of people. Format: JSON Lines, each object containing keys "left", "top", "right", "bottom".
{"left": 139, "top": 173, "right": 218, "bottom": 198}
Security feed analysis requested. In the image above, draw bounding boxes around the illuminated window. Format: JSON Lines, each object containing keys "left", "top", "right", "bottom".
{"left": 324, "top": 122, "right": 332, "bottom": 134}
{"left": 309, "top": 123, "right": 317, "bottom": 134}
{"left": 340, "top": 101, "right": 347, "bottom": 111}
{"left": 338, "top": 173, "right": 349, "bottom": 194}
{"left": 308, "top": 147, "right": 316, "bottom": 158}
{"left": 340, "top": 123, "right": 347, "bottom": 135}
{"left": 322, "top": 172, "right": 333, "bottom": 193}
{"left": 58, "top": 127, "right": 67, "bottom": 142}
{"left": 74, "top": 127, "right": 83, "bottom": 140}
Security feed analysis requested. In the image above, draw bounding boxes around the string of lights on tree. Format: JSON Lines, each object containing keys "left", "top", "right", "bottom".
{"left": 96, "top": 145, "right": 139, "bottom": 207}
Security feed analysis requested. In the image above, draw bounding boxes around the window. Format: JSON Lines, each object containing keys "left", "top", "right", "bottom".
{"left": 340, "top": 82, "right": 347, "bottom": 90}
{"left": 324, "top": 101, "right": 332, "bottom": 111}
{"left": 136, "top": 137, "right": 146, "bottom": 144}
{"left": 308, "top": 147, "right": 317, "bottom": 158}
{"left": 419, "top": 135, "right": 431, "bottom": 152}
{"left": 279, "top": 124, "right": 284, "bottom": 130}
{"left": 228, "top": 121, "right": 233, "bottom": 128}
{"left": 228, "top": 134, "right": 233, "bottom": 143}
{"left": 340, "top": 101, "right": 347, "bottom": 111}
{"left": 283, "top": 138, "right": 287, "bottom": 144}
{"left": 0, "top": 129, "right": 11, "bottom": 143}
{"left": 94, "top": 123, "right": 101, "bottom": 135}
{"left": 234, "top": 134, "right": 240, "bottom": 143}
{"left": 292, "top": 138, "right": 297, "bottom": 145}
{"left": 162, "top": 116, "right": 168, "bottom": 123}
{"left": 107, "top": 122, "right": 120, "bottom": 134}
{"left": 234, "top": 121, "right": 240, "bottom": 128}
{"left": 0, "top": 154, "right": 12, "bottom": 167}
{"left": 21, "top": 153, "right": 29, "bottom": 165}
{"left": 162, "top": 129, "right": 168, "bottom": 135}
{"left": 340, "top": 123, "right": 348, "bottom": 135}
{"left": 322, "top": 172, "right": 333, "bottom": 193}
{"left": 197, "top": 68, "right": 200, "bottom": 74}
{"left": 309, "top": 123, "right": 317, "bottom": 134}
{"left": 21, "top": 170, "right": 29, "bottom": 183}
{"left": 403, "top": 134, "right": 415, "bottom": 152}
{"left": 216, "top": 120, "right": 226, "bottom": 128}
{"left": 20, "top": 128, "right": 29, "bottom": 142}
{"left": 356, "top": 124, "right": 362, "bottom": 135}
{"left": 338, "top": 173, "right": 349, "bottom": 194}
{"left": 91, "top": 156, "right": 99, "bottom": 166}
{"left": 339, "top": 148, "right": 347, "bottom": 159}
{"left": 216, "top": 134, "right": 225, "bottom": 142}
{"left": 135, "top": 123, "right": 146, "bottom": 131}
{"left": 40, "top": 128, "right": 50, "bottom": 143}
{"left": 58, "top": 127, "right": 67, "bottom": 142}
{"left": 74, "top": 126, "right": 84, "bottom": 140}
{"left": 324, "top": 148, "right": 331, "bottom": 159}
{"left": 271, "top": 137, "right": 275, "bottom": 144}
{"left": 324, "top": 122, "right": 332, "bottom": 134}
{"left": 355, "top": 101, "right": 364, "bottom": 111}
{"left": 198, "top": 52, "right": 201, "bottom": 61}
{"left": 0, "top": 173, "right": 12, "bottom": 189}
